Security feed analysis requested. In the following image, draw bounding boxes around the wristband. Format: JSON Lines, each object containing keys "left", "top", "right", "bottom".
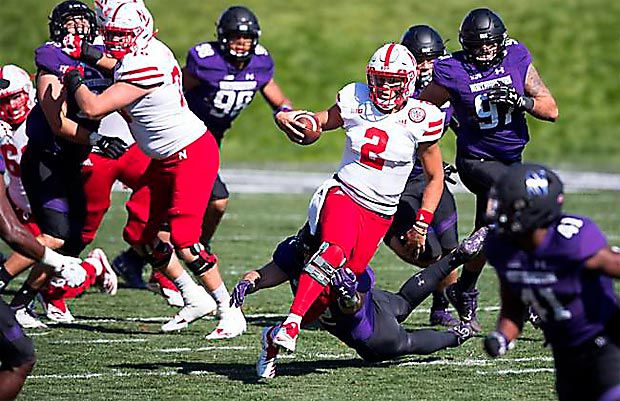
{"left": 89, "top": 132, "right": 102, "bottom": 146}
{"left": 415, "top": 208, "right": 434, "bottom": 224}
{"left": 518, "top": 96, "right": 535, "bottom": 112}
{"left": 41, "top": 247, "right": 65, "bottom": 272}
{"left": 273, "top": 104, "right": 293, "bottom": 117}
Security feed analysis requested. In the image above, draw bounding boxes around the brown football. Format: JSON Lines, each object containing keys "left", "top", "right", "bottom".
{"left": 291, "top": 113, "right": 322, "bottom": 145}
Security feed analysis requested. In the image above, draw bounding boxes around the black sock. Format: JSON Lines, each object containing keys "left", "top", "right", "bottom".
{"left": 398, "top": 254, "right": 457, "bottom": 309}
{"left": 458, "top": 268, "right": 482, "bottom": 292}
{"left": 0, "top": 266, "right": 13, "bottom": 293}
{"left": 10, "top": 284, "right": 38, "bottom": 310}
{"left": 431, "top": 290, "right": 449, "bottom": 310}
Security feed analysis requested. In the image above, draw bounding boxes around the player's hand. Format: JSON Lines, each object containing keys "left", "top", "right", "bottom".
{"left": 58, "top": 263, "right": 88, "bottom": 288}
{"left": 230, "top": 279, "right": 255, "bottom": 308}
{"left": 63, "top": 67, "right": 85, "bottom": 94}
{"left": 274, "top": 110, "right": 310, "bottom": 142}
{"left": 404, "top": 221, "right": 428, "bottom": 259}
{"left": 62, "top": 33, "right": 83, "bottom": 58}
{"left": 41, "top": 247, "right": 82, "bottom": 271}
{"left": 94, "top": 135, "right": 128, "bottom": 159}
{"left": 443, "top": 162, "right": 458, "bottom": 185}
{"left": 486, "top": 85, "right": 520, "bottom": 108}
{"left": 331, "top": 268, "right": 358, "bottom": 300}
{"left": 483, "top": 331, "right": 509, "bottom": 358}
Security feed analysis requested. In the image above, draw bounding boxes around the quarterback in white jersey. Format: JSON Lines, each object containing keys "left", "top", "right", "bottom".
{"left": 270, "top": 43, "right": 445, "bottom": 353}
{"left": 64, "top": 1, "right": 246, "bottom": 339}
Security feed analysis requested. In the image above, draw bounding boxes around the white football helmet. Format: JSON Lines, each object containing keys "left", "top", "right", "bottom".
{"left": 93, "top": 0, "right": 144, "bottom": 27}
{"left": 366, "top": 43, "right": 417, "bottom": 111}
{"left": 102, "top": 1, "right": 153, "bottom": 59}
{"left": 0, "top": 65, "right": 34, "bottom": 127}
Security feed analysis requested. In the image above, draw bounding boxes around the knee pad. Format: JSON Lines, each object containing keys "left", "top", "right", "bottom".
{"left": 303, "top": 242, "right": 346, "bottom": 286}
{"left": 183, "top": 243, "right": 217, "bottom": 277}
{"left": 142, "top": 240, "right": 173, "bottom": 270}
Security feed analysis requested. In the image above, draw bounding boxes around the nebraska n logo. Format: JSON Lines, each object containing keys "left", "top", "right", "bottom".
{"left": 178, "top": 150, "right": 187, "bottom": 160}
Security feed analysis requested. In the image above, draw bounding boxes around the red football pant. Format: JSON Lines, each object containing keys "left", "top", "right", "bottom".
{"left": 81, "top": 144, "right": 151, "bottom": 246}
{"left": 139, "top": 132, "right": 219, "bottom": 249}
{"left": 290, "top": 187, "right": 393, "bottom": 317}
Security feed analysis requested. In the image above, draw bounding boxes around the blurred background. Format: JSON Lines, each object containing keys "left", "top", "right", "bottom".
{"left": 2, "top": 0, "right": 619, "bottom": 171}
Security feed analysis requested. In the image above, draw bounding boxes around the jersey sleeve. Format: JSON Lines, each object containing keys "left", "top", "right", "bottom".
{"left": 34, "top": 44, "right": 63, "bottom": 77}
{"left": 114, "top": 54, "right": 165, "bottom": 89}
{"left": 506, "top": 40, "right": 533, "bottom": 85}
{"left": 184, "top": 42, "right": 217, "bottom": 82}
{"left": 564, "top": 217, "right": 608, "bottom": 263}
{"left": 336, "top": 82, "right": 362, "bottom": 130}
{"left": 431, "top": 55, "right": 455, "bottom": 90}
{"left": 417, "top": 102, "right": 445, "bottom": 143}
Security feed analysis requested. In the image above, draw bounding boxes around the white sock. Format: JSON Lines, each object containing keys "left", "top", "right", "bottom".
{"left": 210, "top": 283, "right": 231, "bottom": 309}
{"left": 173, "top": 271, "right": 200, "bottom": 293}
{"left": 283, "top": 313, "right": 302, "bottom": 326}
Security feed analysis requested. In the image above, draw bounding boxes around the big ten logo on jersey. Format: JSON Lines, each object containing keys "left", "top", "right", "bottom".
{"left": 210, "top": 78, "right": 257, "bottom": 118}
{"left": 470, "top": 76, "right": 514, "bottom": 130}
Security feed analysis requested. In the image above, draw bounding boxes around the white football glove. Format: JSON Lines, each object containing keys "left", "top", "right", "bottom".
{"left": 59, "top": 264, "right": 88, "bottom": 288}
{"left": 41, "top": 248, "right": 83, "bottom": 272}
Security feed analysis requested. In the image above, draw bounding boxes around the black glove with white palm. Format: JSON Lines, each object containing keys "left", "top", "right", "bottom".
{"left": 486, "top": 84, "right": 534, "bottom": 112}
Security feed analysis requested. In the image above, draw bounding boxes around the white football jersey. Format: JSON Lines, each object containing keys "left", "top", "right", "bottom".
{"left": 114, "top": 38, "right": 207, "bottom": 159}
{"left": 335, "top": 82, "right": 445, "bottom": 215}
{"left": 98, "top": 112, "right": 135, "bottom": 147}
{"left": 0, "top": 121, "right": 31, "bottom": 213}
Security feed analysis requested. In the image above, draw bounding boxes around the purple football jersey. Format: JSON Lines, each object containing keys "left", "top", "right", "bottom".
{"left": 486, "top": 215, "right": 617, "bottom": 348}
{"left": 184, "top": 41, "right": 274, "bottom": 140}
{"left": 27, "top": 42, "right": 111, "bottom": 159}
{"left": 0, "top": 153, "right": 5, "bottom": 175}
{"left": 433, "top": 40, "right": 531, "bottom": 162}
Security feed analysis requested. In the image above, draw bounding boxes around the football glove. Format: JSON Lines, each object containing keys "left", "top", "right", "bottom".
{"left": 331, "top": 268, "right": 358, "bottom": 300}
{"left": 230, "top": 279, "right": 255, "bottom": 308}
{"left": 483, "top": 331, "right": 509, "bottom": 358}
{"left": 41, "top": 247, "right": 82, "bottom": 273}
{"left": 486, "top": 85, "right": 534, "bottom": 112}
{"left": 59, "top": 263, "right": 88, "bottom": 288}
{"left": 443, "top": 162, "right": 458, "bottom": 185}
{"left": 89, "top": 133, "right": 128, "bottom": 159}
{"left": 62, "top": 33, "right": 103, "bottom": 65}
{"left": 63, "top": 68, "right": 85, "bottom": 94}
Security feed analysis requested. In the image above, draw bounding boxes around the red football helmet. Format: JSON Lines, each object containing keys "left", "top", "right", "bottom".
{"left": 0, "top": 65, "right": 34, "bottom": 127}
{"left": 366, "top": 43, "right": 417, "bottom": 112}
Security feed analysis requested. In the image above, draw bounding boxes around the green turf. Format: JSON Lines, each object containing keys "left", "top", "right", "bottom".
{"left": 1, "top": 0, "right": 619, "bottom": 170}
{"left": 2, "top": 190, "right": 616, "bottom": 400}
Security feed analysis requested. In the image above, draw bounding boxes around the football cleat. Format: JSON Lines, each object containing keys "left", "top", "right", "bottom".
{"left": 450, "top": 321, "right": 476, "bottom": 345}
{"left": 39, "top": 294, "right": 75, "bottom": 323}
{"left": 205, "top": 306, "right": 247, "bottom": 340}
{"left": 111, "top": 248, "right": 146, "bottom": 289}
{"left": 14, "top": 307, "right": 48, "bottom": 329}
{"left": 161, "top": 288, "right": 217, "bottom": 332}
{"left": 272, "top": 321, "right": 299, "bottom": 352}
{"left": 444, "top": 283, "right": 482, "bottom": 333}
{"left": 453, "top": 226, "right": 490, "bottom": 265}
{"left": 429, "top": 308, "right": 460, "bottom": 327}
{"left": 256, "top": 326, "right": 279, "bottom": 379}
{"left": 90, "top": 248, "right": 118, "bottom": 295}
{"left": 147, "top": 270, "right": 184, "bottom": 308}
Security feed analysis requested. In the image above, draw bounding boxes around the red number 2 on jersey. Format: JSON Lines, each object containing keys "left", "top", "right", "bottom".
{"left": 170, "top": 66, "right": 185, "bottom": 107}
{"left": 360, "top": 127, "right": 388, "bottom": 170}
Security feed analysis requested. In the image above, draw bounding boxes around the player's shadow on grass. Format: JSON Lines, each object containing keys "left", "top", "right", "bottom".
{"left": 110, "top": 358, "right": 370, "bottom": 384}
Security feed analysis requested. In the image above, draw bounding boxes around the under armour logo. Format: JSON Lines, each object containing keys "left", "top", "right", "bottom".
{"left": 415, "top": 275, "right": 425, "bottom": 287}
{"left": 178, "top": 150, "right": 187, "bottom": 160}
{"left": 245, "top": 73, "right": 255, "bottom": 80}
{"left": 495, "top": 67, "right": 505, "bottom": 75}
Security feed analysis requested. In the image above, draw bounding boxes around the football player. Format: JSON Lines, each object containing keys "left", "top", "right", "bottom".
{"left": 0, "top": 2, "right": 123, "bottom": 326}
{"left": 62, "top": 1, "right": 246, "bottom": 338}
{"left": 272, "top": 43, "right": 446, "bottom": 352}
{"left": 419, "top": 8, "right": 559, "bottom": 331}
{"left": 177, "top": 6, "right": 292, "bottom": 262}
{"left": 483, "top": 164, "right": 620, "bottom": 401}
{"left": 230, "top": 224, "right": 487, "bottom": 378}
{"left": 0, "top": 76, "right": 87, "bottom": 400}
{"left": 383, "top": 25, "right": 460, "bottom": 327}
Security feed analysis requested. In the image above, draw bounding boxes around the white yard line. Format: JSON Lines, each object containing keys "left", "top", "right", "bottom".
{"left": 398, "top": 356, "right": 552, "bottom": 368}
{"left": 476, "top": 368, "right": 555, "bottom": 375}
{"left": 157, "top": 346, "right": 249, "bottom": 353}
{"left": 50, "top": 338, "right": 147, "bottom": 345}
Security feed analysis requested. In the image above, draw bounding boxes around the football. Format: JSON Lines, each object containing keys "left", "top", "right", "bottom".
{"left": 291, "top": 112, "right": 322, "bottom": 145}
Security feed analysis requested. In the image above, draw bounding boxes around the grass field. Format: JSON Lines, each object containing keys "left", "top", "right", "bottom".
{"left": 0, "top": 190, "right": 616, "bottom": 400}
{"left": 1, "top": 0, "right": 620, "bottom": 169}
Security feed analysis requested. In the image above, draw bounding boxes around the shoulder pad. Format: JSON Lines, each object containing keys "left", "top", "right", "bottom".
{"left": 194, "top": 42, "right": 216, "bottom": 59}
{"left": 254, "top": 44, "right": 269, "bottom": 56}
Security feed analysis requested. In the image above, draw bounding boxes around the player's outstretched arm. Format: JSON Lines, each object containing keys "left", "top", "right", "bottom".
{"left": 418, "top": 82, "right": 451, "bottom": 107}
{"left": 314, "top": 104, "right": 344, "bottom": 132}
{"left": 261, "top": 79, "right": 293, "bottom": 113}
{"left": 584, "top": 246, "right": 620, "bottom": 277}
{"left": 230, "top": 261, "right": 290, "bottom": 308}
{"left": 485, "top": 282, "right": 525, "bottom": 357}
{"left": 524, "top": 64, "right": 559, "bottom": 122}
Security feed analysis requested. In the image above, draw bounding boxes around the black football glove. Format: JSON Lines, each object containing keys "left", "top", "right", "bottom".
{"left": 90, "top": 133, "right": 128, "bottom": 159}
{"left": 442, "top": 162, "right": 458, "bottom": 185}
{"left": 486, "top": 85, "right": 534, "bottom": 112}
{"left": 64, "top": 68, "right": 85, "bottom": 94}
{"left": 483, "top": 331, "right": 509, "bottom": 358}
